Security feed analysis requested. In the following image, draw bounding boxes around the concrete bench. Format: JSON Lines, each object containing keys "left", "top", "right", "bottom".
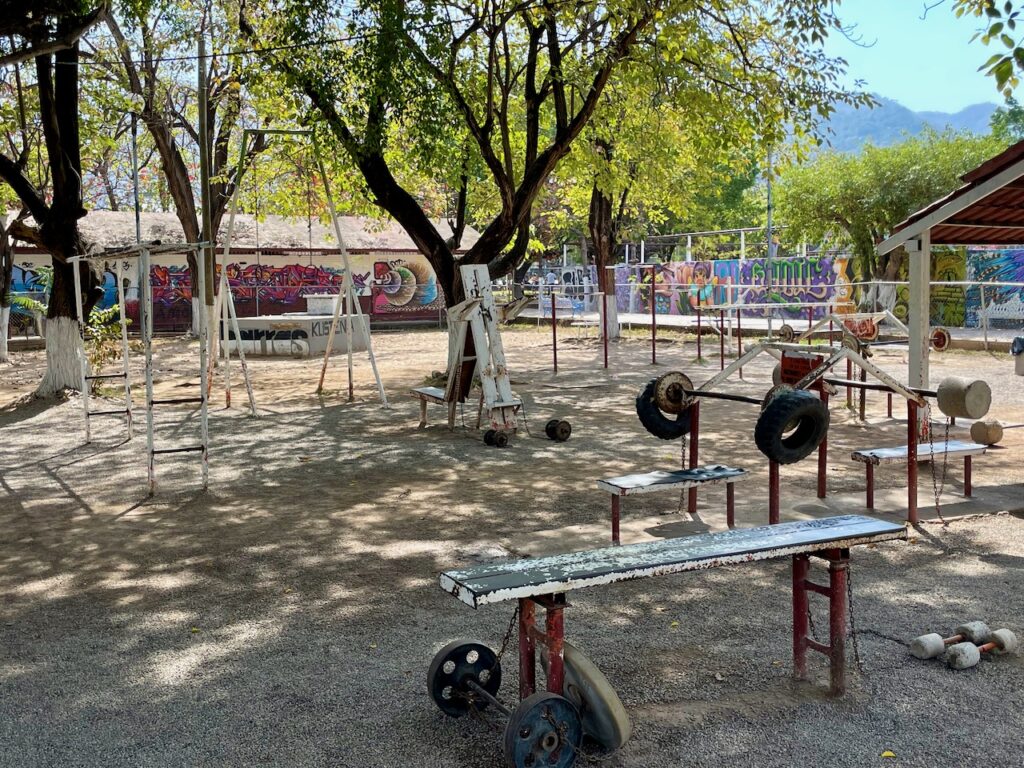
{"left": 597, "top": 465, "right": 749, "bottom": 544}
{"left": 851, "top": 439, "right": 987, "bottom": 509}
{"left": 433, "top": 515, "right": 907, "bottom": 763}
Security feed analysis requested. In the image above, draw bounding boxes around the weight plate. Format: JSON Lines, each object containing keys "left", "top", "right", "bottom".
{"left": 931, "top": 326, "right": 951, "bottom": 352}
{"left": 541, "top": 641, "right": 632, "bottom": 752}
{"left": 778, "top": 324, "right": 795, "bottom": 342}
{"left": 427, "top": 640, "right": 502, "bottom": 718}
{"left": 545, "top": 419, "right": 560, "bottom": 439}
{"left": 653, "top": 371, "right": 694, "bottom": 415}
{"left": 554, "top": 420, "right": 572, "bottom": 442}
{"left": 494, "top": 431, "right": 509, "bottom": 448}
{"left": 841, "top": 331, "right": 862, "bottom": 353}
{"left": 503, "top": 692, "right": 582, "bottom": 768}
{"left": 484, "top": 429, "right": 496, "bottom": 446}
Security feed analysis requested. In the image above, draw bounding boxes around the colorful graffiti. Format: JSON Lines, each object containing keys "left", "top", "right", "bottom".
{"left": 372, "top": 259, "right": 441, "bottom": 315}
{"left": 611, "top": 255, "right": 852, "bottom": 320}
{"left": 966, "top": 248, "right": 1024, "bottom": 329}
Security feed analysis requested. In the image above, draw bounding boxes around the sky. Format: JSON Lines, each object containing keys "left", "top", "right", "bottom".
{"left": 825, "top": 0, "right": 1014, "bottom": 113}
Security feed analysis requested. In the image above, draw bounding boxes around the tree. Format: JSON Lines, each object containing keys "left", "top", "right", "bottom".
{"left": 240, "top": 0, "right": 860, "bottom": 306}
{"left": 952, "top": 0, "right": 1024, "bottom": 95}
{"left": 0, "top": 2, "right": 110, "bottom": 394}
{"left": 990, "top": 96, "right": 1024, "bottom": 141}
{"left": 776, "top": 129, "right": 1005, "bottom": 286}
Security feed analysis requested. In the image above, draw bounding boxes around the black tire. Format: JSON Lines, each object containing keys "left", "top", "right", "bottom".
{"left": 484, "top": 429, "right": 496, "bottom": 446}
{"left": 636, "top": 379, "right": 692, "bottom": 440}
{"left": 545, "top": 419, "right": 560, "bottom": 439}
{"left": 493, "top": 431, "right": 509, "bottom": 448}
{"left": 754, "top": 390, "right": 829, "bottom": 464}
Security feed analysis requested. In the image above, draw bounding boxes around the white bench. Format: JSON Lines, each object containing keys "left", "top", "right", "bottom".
{"left": 431, "top": 515, "right": 908, "bottom": 764}
{"left": 597, "top": 465, "right": 748, "bottom": 544}
{"left": 851, "top": 439, "right": 987, "bottom": 509}
{"left": 410, "top": 386, "right": 455, "bottom": 429}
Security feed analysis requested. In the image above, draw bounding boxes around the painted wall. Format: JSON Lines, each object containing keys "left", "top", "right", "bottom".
{"left": 966, "top": 248, "right": 1024, "bottom": 329}
{"left": 610, "top": 255, "right": 853, "bottom": 319}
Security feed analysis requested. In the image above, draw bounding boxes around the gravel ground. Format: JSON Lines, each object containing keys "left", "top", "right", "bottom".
{"left": 2, "top": 328, "right": 1023, "bottom": 767}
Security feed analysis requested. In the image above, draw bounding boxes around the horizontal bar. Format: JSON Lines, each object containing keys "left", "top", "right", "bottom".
{"left": 824, "top": 378, "right": 937, "bottom": 397}
{"left": 88, "top": 408, "right": 129, "bottom": 416}
{"left": 685, "top": 389, "right": 761, "bottom": 405}
{"left": 803, "top": 580, "right": 832, "bottom": 597}
{"left": 464, "top": 679, "right": 512, "bottom": 717}
{"left": 85, "top": 373, "right": 127, "bottom": 380}
{"left": 806, "top": 638, "right": 831, "bottom": 655}
{"left": 150, "top": 397, "right": 205, "bottom": 406}
{"left": 152, "top": 446, "right": 205, "bottom": 455}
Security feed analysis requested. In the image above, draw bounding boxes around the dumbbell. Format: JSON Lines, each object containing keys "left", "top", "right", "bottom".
{"left": 909, "top": 622, "right": 991, "bottom": 659}
{"left": 544, "top": 418, "right": 572, "bottom": 442}
{"left": 483, "top": 429, "right": 509, "bottom": 448}
{"left": 946, "top": 628, "right": 1019, "bottom": 670}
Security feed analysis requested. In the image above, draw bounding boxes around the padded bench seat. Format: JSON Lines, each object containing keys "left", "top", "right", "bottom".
{"left": 598, "top": 465, "right": 748, "bottom": 544}
{"left": 850, "top": 439, "right": 987, "bottom": 509}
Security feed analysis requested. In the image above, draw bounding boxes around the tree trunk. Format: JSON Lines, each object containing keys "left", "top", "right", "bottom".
{"left": 37, "top": 259, "right": 89, "bottom": 395}
{"left": 1, "top": 214, "right": 11, "bottom": 363}
{"left": 588, "top": 183, "right": 620, "bottom": 340}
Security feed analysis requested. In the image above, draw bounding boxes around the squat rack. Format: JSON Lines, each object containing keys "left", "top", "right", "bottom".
{"left": 70, "top": 241, "right": 212, "bottom": 493}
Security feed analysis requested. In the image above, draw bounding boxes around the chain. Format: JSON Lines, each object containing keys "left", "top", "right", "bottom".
{"left": 677, "top": 433, "right": 689, "bottom": 513}
{"left": 924, "top": 403, "right": 950, "bottom": 526}
{"left": 493, "top": 605, "right": 519, "bottom": 669}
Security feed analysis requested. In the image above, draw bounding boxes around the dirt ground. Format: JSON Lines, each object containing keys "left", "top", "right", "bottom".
{"left": 2, "top": 326, "right": 1024, "bottom": 767}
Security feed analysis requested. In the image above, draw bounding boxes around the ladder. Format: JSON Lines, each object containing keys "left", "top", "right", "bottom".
{"left": 140, "top": 245, "right": 210, "bottom": 494}
{"left": 70, "top": 254, "right": 133, "bottom": 443}
{"left": 446, "top": 264, "right": 518, "bottom": 432}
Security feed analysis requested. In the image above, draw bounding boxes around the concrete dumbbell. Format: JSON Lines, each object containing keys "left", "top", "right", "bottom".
{"left": 909, "top": 622, "right": 991, "bottom": 659}
{"left": 946, "top": 629, "right": 1019, "bottom": 670}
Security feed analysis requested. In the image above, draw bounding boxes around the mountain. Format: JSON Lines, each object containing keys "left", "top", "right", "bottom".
{"left": 823, "top": 97, "right": 998, "bottom": 153}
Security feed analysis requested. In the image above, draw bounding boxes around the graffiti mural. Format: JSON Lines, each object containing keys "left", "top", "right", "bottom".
{"left": 966, "top": 248, "right": 1024, "bottom": 329}
{"left": 930, "top": 250, "right": 966, "bottom": 327}
{"left": 372, "top": 259, "right": 441, "bottom": 316}
{"left": 611, "top": 256, "right": 852, "bottom": 320}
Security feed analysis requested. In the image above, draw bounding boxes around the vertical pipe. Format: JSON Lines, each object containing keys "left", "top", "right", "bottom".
{"left": 858, "top": 365, "right": 866, "bottom": 421}
{"left": 551, "top": 290, "right": 558, "bottom": 374}
{"left": 115, "top": 260, "right": 133, "bottom": 436}
{"left": 726, "top": 483, "right": 735, "bottom": 528}
{"left": 718, "top": 310, "right": 725, "bottom": 371}
{"left": 817, "top": 390, "right": 828, "bottom": 498}
{"left": 846, "top": 359, "right": 852, "bottom": 407}
{"left": 197, "top": 247, "right": 209, "bottom": 489}
{"left": 544, "top": 601, "right": 565, "bottom": 695}
{"left": 650, "top": 266, "right": 657, "bottom": 365}
{"left": 964, "top": 455, "right": 972, "bottom": 497}
{"left": 828, "top": 554, "right": 848, "bottom": 696}
{"left": 887, "top": 392, "right": 892, "bottom": 418}
{"left": 769, "top": 461, "right": 780, "bottom": 524}
{"left": 72, "top": 257, "right": 91, "bottom": 443}
{"left": 687, "top": 402, "right": 700, "bottom": 514}
{"left": 866, "top": 463, "right": 874, "bottom": 509}
{"left": 908, "top": 400, "right": 919, "bottom": 524}
{"left": 828, "top": 305, "right": 833, "bottom": 342}
{"left": 808, "top": 305, "right": 813, "bottom": 331}
{"left": 518, "top": 599, "right": 536, "bottom": 700}
{"left": 979, "top": 285, "right": 989, "bottom": 352}
{"left": 792, "top": 554, "right": 809, "bottom": 680}
{"left": 696, "top": 308, "right": 702, "bottom": 360}
{"left": 602, "top": 293, "right": 609, "bottom": 369}
{"left": 611, "top": 495, "right": 620, "bottom": 545}
{"left": 142, "top": 247, "right": 156, "bottom": 494}
{"left": 736, "top": 311, "right": 743, "bottom": 379}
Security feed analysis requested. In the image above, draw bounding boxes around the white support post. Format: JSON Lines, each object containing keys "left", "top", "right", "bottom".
{"left": 907, "top": 232, "right": 931, "bottom": 389}
{"left": 196, "top": 248, "right": 210, "bottom": 489}
{"left": 740, "top": 230, "right": 746, "bottom": 261}
{"left": 71, "top": 257, "right": 91, "bottom": 442}
{"left": 115, "top": 260, "right": 133, "bottom": 436}
{"left": 142, "top": 247, "right": 156, "bottom": 493}
{"left": 686, "top": 235, "right": 692, "bottom": 261}
{"left": 978, "top": 284, "right": 990, "bottom": 351}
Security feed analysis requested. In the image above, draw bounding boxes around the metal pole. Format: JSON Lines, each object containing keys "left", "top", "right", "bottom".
{"left": 142, "top": 247, "right": 156, "bottom": 493}
{"left": 72, "top": 257, "right": 91, "bottom": 442}
{"left": 696, "top": 308, "right": 702, "bottom": 360}
{"left": 817, "top": 390, "right": 828, "bottom": 498}
{"left": 197, "top": 31, "right": 216, "bottom": 354}
{"left": 115, "top": 261, "right": 133, "bottom": 436}
{"left": 551, "top": 289, "right": 557, "bottom": 374}
{"left": 602, "top": 293, "right": 608, "bottom": 369}
{"left": 765, "top": 147, "right": 775, "bottom": 338}
{"left": 650, "top": 265, "right": 656, "bottom": 365}
{"left": 687, "top": 402, "right": 700, "bottom": 514}
{"left": 719, "top": 309, "right": 725, "bottom": 371}
{"left": 197, "top": 247, "right": 209, "bottom": 489}
{"left": 737, "top": 312, "right": 743, "bottom": 379}
{"left": 979, "top": 284, "right": 989, "bottom": 351}
{"left": 907, "top": 400, "right": 918, "bottom": 524}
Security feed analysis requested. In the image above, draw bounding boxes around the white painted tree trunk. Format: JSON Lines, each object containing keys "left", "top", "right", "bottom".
{"left": 0, "top": 305, "right": 9, "bottom": 362}
{"left": 191, "top": 296, "right": 201, "bottom": 337}
{"left": 602, "top": 297, "right": 621, "bottom": 340}
{"left": 36, "top": 316, "right": 84, "bottom": 396}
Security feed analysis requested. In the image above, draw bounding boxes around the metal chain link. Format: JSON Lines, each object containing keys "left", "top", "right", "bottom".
{"left": 677, "top": 433, "right": 689, "bottom": 513}
{"left": 924, "top": 403, "right": 950, "bottom": 526}
{"left": 846, "top": 568, "right": 865, "bottom": 676}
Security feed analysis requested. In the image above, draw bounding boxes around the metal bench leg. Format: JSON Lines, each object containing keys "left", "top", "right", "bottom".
{"left": 611, "top": 495, "right": 621, "bottom": 545}
{"left": 769, "top": 461, "right": 780, "bottom": 525}
{"left": 792, "top": 554, "right": 810, "bottom": 681}
{"left": 827, "top": 552, "right": 849, "bottom": 697}
{"left": 518, "top": 599, "right": 536, "bottom": 699}
{"left": 726, "top": 483, "right": 735, "bottom": 528}
{"left": 687, "top": 402, "right": 700, "bottom": 515}
{"left": 964, "top": 455, "right": 972, "bottom": 497}
{"left": 418, "top": 398, "right": 428, "bottom": 429}
{"left": 865, "top": 463, "right": 874, "bottom": 509}
{"left": 544, "top": 599, "right": 566, "bottom": 695}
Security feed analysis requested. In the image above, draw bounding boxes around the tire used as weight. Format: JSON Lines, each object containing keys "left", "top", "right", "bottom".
{"left": 636, "top": 379, "right": 692, "bottom": 440}
{"left": 754, "top": 390, "right": 829, "bottom": 464}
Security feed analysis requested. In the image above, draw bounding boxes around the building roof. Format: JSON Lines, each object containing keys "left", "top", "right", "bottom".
{"left": 878, "top": 138, "right": 1024, "bottom": 254}
{"left": 9, "top": 210, "right": 479, "bottom": 253}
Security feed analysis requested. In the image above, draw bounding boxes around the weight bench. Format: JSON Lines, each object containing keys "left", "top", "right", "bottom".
{"left": 598, "top": 465, "right": 748, "bottom": 544}
{"left": 851, "top": 439, "right": 987, "bottom": 510}
{"left": 431, "top": 515, "right": 907, "bottom": 766}
{"left": 410, "top": 386, "right": 456, "bottom": 429}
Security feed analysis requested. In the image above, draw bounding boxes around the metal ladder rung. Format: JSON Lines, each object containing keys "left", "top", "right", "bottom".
{"left": 152, "top": 445, "right": 205, "bottom": 455}
{"left": 85, "top": 373, "right": 127, "bottom": 381}
{"left": 150, "top": 397, "right": 205, "bottom": 406}
{"left": 89, "top": 408, "right": 130, "bottom": 416}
